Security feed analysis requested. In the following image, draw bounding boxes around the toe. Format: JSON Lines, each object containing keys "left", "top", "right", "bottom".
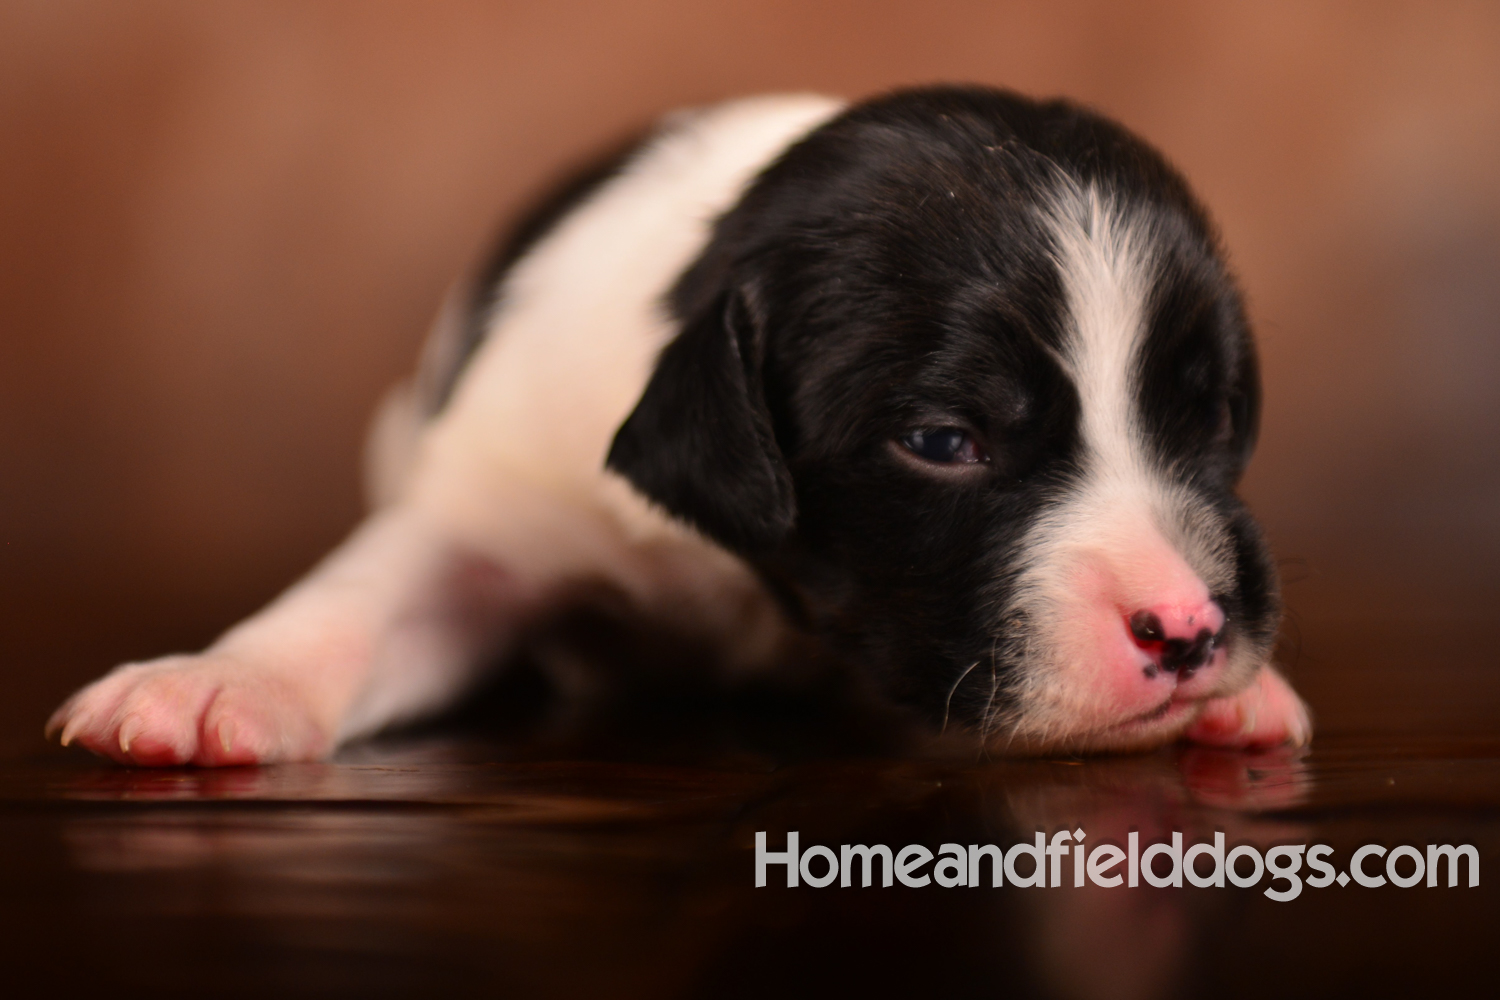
{"left": 197, "top": 682, "right": 330, "bottom": 766}
{"left": 112, "top": 714, "right": 195, "bottom": 766}
{"left": 1185, "top": 667, "right": 1312, "bottom": 750}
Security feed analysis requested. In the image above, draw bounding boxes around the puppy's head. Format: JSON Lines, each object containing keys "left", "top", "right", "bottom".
{"left": 608, "top": 87, "right": 1278, "bottom": 753}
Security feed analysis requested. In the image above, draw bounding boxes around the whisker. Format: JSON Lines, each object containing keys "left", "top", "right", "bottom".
{"left": 977, "top": 637, "right": 1001, "bottom": 762}
{"left": 941, "top": 660, "right": 981, "bottom": 735}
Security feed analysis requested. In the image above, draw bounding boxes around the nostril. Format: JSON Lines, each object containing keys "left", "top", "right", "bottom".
{"left": 1129, "top": 611, "right": 1165, "bottom": 645}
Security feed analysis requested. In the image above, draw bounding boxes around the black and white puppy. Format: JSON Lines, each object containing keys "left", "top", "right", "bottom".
{"left": 49, "top": 86, "right": 1310, "bottom": 765}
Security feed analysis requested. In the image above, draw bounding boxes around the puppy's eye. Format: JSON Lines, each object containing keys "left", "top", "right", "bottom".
{"left": 901, "top": 427, "right": 987, "bottom": 465}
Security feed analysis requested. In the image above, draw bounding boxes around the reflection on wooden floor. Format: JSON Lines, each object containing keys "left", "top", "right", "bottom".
{"left": 3, "top": 624, "right": 1496, "bottom": 999}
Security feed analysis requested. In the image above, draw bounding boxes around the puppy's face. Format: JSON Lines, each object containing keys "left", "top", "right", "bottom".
{"left": 610, "top": 88, "right": 1278, "bottom": 752}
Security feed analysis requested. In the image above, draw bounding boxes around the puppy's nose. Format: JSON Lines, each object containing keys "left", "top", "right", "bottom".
{"left": 1129, "top": 602, "right": 1224, "bottom": 679}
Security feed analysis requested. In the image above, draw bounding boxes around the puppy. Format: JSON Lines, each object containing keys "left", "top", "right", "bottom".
{"left": 48, "top": 86, "right": 1310, "bottom": 765}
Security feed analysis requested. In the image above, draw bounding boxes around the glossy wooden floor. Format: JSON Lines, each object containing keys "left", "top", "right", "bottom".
{"left": 3, "top": 622, "right": 1495, "bottom": 999}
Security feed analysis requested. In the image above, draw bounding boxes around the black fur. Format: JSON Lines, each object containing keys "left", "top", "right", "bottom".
{"left": 608, "top": 287, "right": 797, "bottom": 553}
{"left": 604, "top": 86, "right": 1278, "bottom": 729}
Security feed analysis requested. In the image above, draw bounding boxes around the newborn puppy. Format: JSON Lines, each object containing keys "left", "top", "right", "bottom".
{"left": 48, "top": 86, "right": 1310, "bottom": 765}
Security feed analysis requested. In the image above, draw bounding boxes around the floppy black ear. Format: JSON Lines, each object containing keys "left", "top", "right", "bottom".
{"left": 606, "top": 288, "right": 796, "bottom": 555}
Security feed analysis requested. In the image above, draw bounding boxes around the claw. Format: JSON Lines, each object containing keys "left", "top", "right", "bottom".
{"left": 1239, "top": 700, "right": 1258, "bottom": 740}
{"left": 118, "top": 715, "right": 140, "bottom": 755}
{"left": 1285, "top": 699, "right": 1312, "bottom": 748}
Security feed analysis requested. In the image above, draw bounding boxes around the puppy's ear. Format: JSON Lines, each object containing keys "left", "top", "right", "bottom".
{"left": 606, "top": 288, "right": 796, "bottom": 555}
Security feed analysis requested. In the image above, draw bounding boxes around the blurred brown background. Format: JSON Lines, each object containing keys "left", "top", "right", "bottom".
{"left": 2, "top": 1, "right": 1498, "bottom": 758}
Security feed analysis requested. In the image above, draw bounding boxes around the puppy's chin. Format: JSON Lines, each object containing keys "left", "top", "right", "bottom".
{"left": 905, "top": 695, "right": 1197, "bottom": 759}
{"left": 995, "top": 698, "right": 1208, "bottom": 756}
{"left": 967, "top": 653, "right": 1285, "bottom": 756}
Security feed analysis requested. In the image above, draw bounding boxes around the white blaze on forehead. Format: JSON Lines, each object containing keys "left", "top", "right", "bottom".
{"left": 1042, "top": 181, "right": 1153, "bottom": 495}
{"left": 1034, "top": 180, "right": 1234, "bottom": 595}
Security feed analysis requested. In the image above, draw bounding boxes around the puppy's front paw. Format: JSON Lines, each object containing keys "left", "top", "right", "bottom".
{"left": 45, "top": 655, "right": 333, "bottom": 766}
{"left": 1184, "top": 666, "right": 1312, "bottom": 750}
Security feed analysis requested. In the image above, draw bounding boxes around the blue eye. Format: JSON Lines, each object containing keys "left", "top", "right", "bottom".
{"left": 901, "top": 427, "right": 987, "bottom": 464}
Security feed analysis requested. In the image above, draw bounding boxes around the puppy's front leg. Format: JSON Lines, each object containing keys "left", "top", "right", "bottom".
{"left": 47, "top": 506, "right": 524, "bottom": 766}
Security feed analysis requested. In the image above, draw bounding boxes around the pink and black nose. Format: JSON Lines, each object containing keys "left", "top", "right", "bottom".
{"left": 1129, "top": 603, "right": 1224, "bottom": 680}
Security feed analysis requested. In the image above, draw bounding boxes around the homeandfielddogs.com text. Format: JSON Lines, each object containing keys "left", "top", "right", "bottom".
{"left": 754, "top": 832, "right": 1479, "bottom": 901}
